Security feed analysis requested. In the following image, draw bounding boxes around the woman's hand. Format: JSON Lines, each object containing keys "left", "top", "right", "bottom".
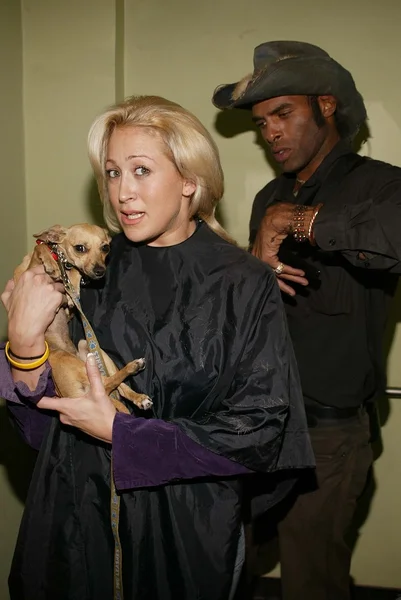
{"left": 2, "top": 266, "right": 65, "bottom": 355}
{"left": 37, "top": 354, "right": 117, "bottom": 444}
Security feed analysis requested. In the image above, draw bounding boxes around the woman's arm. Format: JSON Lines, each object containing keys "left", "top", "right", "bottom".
{"left": 0, "top": 345, "right": 56, "bottom": 449}
{"left": 1, "top": 269, "right": 64, "bottom": 390}
{"left": 0, "top": 266, "right": 64, "bottom": 449}
{"left": 112, "top": 414, "right": 251, "bottom": 490}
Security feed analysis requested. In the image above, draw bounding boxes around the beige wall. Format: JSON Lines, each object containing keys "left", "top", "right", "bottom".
{"left": 0, "top": 0, "right": 26, "bottom": 336}
{"left": 1, "top": 0, "right": 401, "bottom": 594}
{"left": 22, "top": 0, "right": 118, "bottom": 241}
{"left": 0, "top": 2, "right": 27, "bottom": 598}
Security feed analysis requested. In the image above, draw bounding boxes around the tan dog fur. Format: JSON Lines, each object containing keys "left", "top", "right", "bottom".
{"left": 13, "top": 223, "right": 152, "bottom": 414}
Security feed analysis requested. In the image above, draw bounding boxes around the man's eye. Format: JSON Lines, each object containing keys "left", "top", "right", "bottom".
{"left": 134, "top": 166, "right": 150, "bottom": 176}
{"left": 278, "top": 112, "right": 291, "bottom": 118}
{"left": 106, "top": 169, "right": 119, "bottom": 178}
{"left": 74, "top": 245, "right": 87, "bottom": 253}
{"left": 256, "top": 121, "right": 266, "bottom": 129}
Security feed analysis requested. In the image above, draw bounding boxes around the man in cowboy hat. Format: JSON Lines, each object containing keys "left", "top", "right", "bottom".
{"left": 213, "top": 41, "right": 401, "bottom": 599}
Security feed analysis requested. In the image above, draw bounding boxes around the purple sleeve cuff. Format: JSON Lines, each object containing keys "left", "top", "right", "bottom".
{"left": 112, "top": 413, "right": 252, "bottom": 491}
{"left": 0, "top": 344, "right": 55, "bottom": 449}
{"left": 7, "top": 402, "right": 53, "bottom": 451}
{"left": 0, "top": 343, "right": 56, "bottom": 404}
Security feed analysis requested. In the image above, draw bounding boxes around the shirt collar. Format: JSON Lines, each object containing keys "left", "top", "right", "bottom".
{"left": 282, "top": 140, "right": 353, "bottom": 190}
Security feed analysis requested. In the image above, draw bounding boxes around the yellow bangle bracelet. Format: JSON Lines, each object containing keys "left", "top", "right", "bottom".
{"left": 5, "top": 340, "right": 50, "bottom": 370}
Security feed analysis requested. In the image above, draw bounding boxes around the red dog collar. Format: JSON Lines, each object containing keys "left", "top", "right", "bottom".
{"left": 36, "top": 239, "right": 58, "bottom": 261}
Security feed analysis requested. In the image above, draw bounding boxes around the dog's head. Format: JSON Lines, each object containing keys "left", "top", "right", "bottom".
{"left": 34, "top": 224, "right": 112, "bottom": 280}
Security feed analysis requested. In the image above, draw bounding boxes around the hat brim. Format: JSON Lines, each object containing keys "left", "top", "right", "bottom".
{"left": 212, "top": 56, "right": 366, "bottom": 137}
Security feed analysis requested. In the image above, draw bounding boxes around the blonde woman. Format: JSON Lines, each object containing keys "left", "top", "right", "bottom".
{"left": 1, "top": 96, "right": 313, "bottom": 600}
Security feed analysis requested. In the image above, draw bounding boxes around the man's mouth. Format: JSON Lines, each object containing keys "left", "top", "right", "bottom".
{"left": 272, "top": 148, "right": 291, "bottom": 163}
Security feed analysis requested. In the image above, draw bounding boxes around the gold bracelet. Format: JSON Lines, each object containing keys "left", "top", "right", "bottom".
{"left": 5, "top": 341, "right": 50, "bottom": 370}
{"left": 308, "top": 203, "right": 324, "bottom": 246}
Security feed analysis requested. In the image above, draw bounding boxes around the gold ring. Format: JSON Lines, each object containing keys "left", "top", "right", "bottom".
{"left": 274, "top": 262, "right": 285, "bottom": 275}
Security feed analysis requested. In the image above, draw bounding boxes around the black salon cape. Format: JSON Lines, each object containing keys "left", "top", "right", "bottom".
{"left": 9, "top": 223, "right": 313, "bottom": 600}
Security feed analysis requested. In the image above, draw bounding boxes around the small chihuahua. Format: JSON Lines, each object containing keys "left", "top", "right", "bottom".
{"left": 13, "top": 223, "right": 152, "bottom": 414}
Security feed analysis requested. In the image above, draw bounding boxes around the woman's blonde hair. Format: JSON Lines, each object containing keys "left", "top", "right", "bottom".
{"left": 88, "top": 95, "right": 233, "bottom": 242}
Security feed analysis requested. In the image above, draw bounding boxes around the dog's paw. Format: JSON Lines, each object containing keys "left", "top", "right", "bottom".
{"left": 126, "top": 357, "right": 146, "bottom": 375}
{"left": 134, "top": 358, "right": 146, "bottom": 372}
{"left": 137, "top": 395, "right": 153, "bottom": 410}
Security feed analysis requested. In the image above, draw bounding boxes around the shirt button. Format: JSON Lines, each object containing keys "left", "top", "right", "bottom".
{"left": 329, "top": 238, "right": 336, "bottom": 246}
{"left": 364, "top": 261, "right": 370, "bottom": 267}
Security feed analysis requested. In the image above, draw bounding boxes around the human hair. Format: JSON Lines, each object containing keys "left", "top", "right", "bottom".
{"left": 308, "top": 95, "right": 355, "bottom": 140}
{"left": 88, "top": 95, "right": 234, "bottom": 243}
{"left": 308, "top": 96, "right": 326, "bottom": 129}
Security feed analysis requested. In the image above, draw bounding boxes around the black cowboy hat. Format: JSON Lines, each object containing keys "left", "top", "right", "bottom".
{"left": 212, "top": 41, "right": 367, "bottom": 139}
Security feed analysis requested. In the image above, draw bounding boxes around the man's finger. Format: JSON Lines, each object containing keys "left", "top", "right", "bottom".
{"left": 279, "top": 273, "right": 309, "bottom": 286}
{"left": 277, "top": 279, "right": 296, "bottom": 297}
{"left": 281, "top": 265, "right": 305, "bottom": 276}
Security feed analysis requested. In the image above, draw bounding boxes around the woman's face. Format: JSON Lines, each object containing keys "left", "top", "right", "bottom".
{"left": 106, "top": 126, "right": 196, "bottom": 246}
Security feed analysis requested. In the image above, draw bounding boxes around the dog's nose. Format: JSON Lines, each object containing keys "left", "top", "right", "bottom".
{"left": 93, "top": 266, "right": 106, "bottom": 278}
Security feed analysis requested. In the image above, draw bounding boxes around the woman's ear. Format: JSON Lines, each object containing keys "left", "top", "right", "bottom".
{"left": 182, "top": 179, "right": 197, "bottom": 198}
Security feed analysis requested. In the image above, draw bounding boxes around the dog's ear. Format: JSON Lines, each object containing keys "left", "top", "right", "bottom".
{"left": 33, "top": 225, "right": 68, "bottom": 244}
{"left": 99, "top": 227, "right": 112, "bottom": 244}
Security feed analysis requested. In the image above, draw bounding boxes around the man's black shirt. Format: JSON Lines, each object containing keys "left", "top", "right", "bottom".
{"left": 250, "top": 143, "right": 401, "bottom": 408}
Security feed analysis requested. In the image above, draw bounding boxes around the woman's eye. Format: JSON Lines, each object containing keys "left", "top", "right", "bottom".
{"left": 134, "top": 166, "right": 150, "bottom": 176}
{"left": 74, "top": 245, "right": 87, "bottom": 253}
{"left": 106, "top": 169, "right": 120, "bottom": 179}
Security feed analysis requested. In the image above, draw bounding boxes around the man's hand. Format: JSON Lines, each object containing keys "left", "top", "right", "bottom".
{"left": 252, "top": 202, "right": 310, "bottom": 296}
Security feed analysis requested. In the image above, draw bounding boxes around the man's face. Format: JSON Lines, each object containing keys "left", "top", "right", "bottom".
{"left": 252, "top": 95, "right": 329, "bottom": 174}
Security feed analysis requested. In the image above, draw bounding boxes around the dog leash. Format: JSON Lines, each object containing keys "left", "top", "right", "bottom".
{"left": 50, "top": 246, "right": 125, "bottom": 600}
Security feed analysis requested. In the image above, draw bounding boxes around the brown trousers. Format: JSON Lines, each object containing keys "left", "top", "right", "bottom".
{"left": 278, "top": 409, "right": 373, "bottom": 600}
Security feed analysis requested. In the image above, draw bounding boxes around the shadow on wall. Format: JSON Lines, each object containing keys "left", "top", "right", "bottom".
{"left": 214, "top": 108, "right": 278, "bottom": 176}
{"left": 85, "top": 177, "right": 105, "bottom": 227}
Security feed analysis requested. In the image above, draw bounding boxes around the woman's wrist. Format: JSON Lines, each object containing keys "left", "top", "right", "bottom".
{"left": 7, "top": 334, "right": 47, "bottom": 359}
{"left": 5, "top": 341, "right": 50, "bottom": 371}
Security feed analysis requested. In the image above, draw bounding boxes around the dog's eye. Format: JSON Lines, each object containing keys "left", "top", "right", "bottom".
{"left": 74, "top": 245, "right": 87, "bottom": 253}
{"left": 101, "top": 244, "right": 110, "bottom": 254}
